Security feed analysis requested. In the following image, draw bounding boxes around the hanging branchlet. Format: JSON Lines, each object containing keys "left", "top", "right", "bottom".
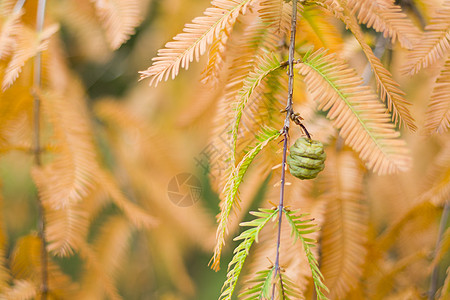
{"left": 271, "top": 0, "right": 298, "bottom": 298}
{"left": 280, "top": 107, "right": 312, "bottom": 140}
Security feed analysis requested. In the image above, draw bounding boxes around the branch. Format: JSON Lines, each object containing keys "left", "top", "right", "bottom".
{"left": 272, "top": 0, "right": 298, "bottom": 298}
{"left": 33, "top": 0, "right": 49, "bottom": 298}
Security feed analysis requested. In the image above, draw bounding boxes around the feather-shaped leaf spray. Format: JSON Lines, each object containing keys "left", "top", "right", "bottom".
{"left": 424, "top": 58, "right": 450, "bottom": 134}
{"left": 283, "top": 209, "right": 328, "bottom": 299}
{"left": 404, "top": 0, "right": 450, "bottom": 75}
{"left": 2, "top": 23, "right": 58, "bottom": 91}
{"left": 219, "top": 208, "right": 278, "bottom": 300}
{"left": 297, "top": 48, "right": 411, "bottom": 174}
{"left": 0, "top": 280, "right": 36, "bottom": 300}
{"left": 336, "top": 7, "right": 417, "bottom": 131}
{"left": 320, "top": 147, "right": 367, "bottom": 299}
{"left": 92, "top": 0, "right": 144, "bottom": 50}
{"left": 259, "top": 0, "right": 302, "bottom": 36}
{"left": 139, "top": 0, "right": 257, "bottom": 86}
{"left": 346, "top": 0, "right": 420, "bottom": 49}
{"left": 0, "top": 4, "right": 23, "bottom": 59}
{"left": 211, "top": 127, "right": 280, "bottom": 271}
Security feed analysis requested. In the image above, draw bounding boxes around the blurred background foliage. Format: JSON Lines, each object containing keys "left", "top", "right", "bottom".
{"left": 0, "top": 0, "right": 449, "bottom": 299}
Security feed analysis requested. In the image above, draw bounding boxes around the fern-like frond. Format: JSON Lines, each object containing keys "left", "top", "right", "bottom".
{"left": 0, "top": 7, "right": 23, "bottom": 60}
{"left": 424, "top": 57, "right": 450, "bottom": 134}
{"left": 10, "top": 235, "right": 43, "bottom": 281}
{"left": 259, "top": 0, "right": 303, "bottom": 36}
{"left": 238, "top": 266, "right": 274, "bottom": 299}
{"left": 31, "top": 88, "right": 98, "bottom": 209}
{"left": 2, "top": 23, "right": 58, "bottom": 91}
{"left": 222, "top": 166, "right": 272, "bottom": 246}
{"left": 404, "top": 0, "right": 450, "bottom": 75}
{"left": 211, "top": 127, "right": 280, "bottom": 271}
{"left": 314, "top": 0, "right": 344, "bottom": 19}
{"left": 239, "top": 187, "right": 326, "bottom": 298}
{"left": 283, "top": 208, "right": 328, "bottom": 299}
{"left": 139, "top": 0, "right": 256, "bottom": 86}
{"left": 250, "top": 63, "right": 287, "bottom": 129}
{"left": 0, "top": 280, "right": 36, "bottom": 300}
{"left": 231, "top": 52, "right": 281, "bottom": 166}
{"left": 284, "top": 183, "right": 326, "bottom": 296}
{"left": 219, "top": 208, "right": 278, "bottom": 300}
{"left": 45, "top": 202, "right": 89, "bottom": 257}
{"left": 276, "top": 272, "right": 303, "bottom": 300}
{"left": 338, "top": 9, "right": 417, "bottom": 131}
{"left": 92, "top": 0, "right": 143, "bottom": 50}
{"left": 347, "top": 0, "right": 420, "bottom": 49}
{"left": 201, "top": 35, "right": 228, "bottom": 86}
{"left": 238, "top": 61, "right": 287, "bottom": 157}
{"left": 297, "top": 48, "right": 410, "bottom": 174}
{"left": 208, "top": 19, "right": 279, "bottom": 189}
{"left": 239, "top": 266, "right": 301, "bottom": 300}
{"left": 10, "top": 235, "right": 77, "bottom": 298}
{"left": 319, "top": 147, "right": 367, "bottom": 299}
{"left": 0, "top": 63, "right": 33, "bottom": 148}
{"left": 30, "top": 87, "right": 96, "bottom": 253}
{"left": 0, "top": 0, "right": 15, "bottom": 12}
{"left": 59, "top": 0, "right": 112, "bottom": 62}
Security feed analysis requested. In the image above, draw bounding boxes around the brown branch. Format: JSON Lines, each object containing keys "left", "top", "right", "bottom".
{"left": 272, "top": 0, "right": 298, "bottom": 298}
{"left": 33, "top": 0, "right": 49, "bottom": 298}
{"left": 428, "top": 202, "right": 450, "bottom": 300}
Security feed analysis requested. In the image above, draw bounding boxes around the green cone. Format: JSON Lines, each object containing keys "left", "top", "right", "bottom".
{"left": 287, "top": 138, "right": 326, "bottom": 180}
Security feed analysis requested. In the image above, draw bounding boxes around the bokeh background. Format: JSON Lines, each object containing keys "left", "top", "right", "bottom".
{"left": 0, "top": 0, "right": 449, "bottom": 299}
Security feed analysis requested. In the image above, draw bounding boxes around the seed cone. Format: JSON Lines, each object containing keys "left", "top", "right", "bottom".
{"left": 287, "top": 138, "right": 326, "bottom": 180}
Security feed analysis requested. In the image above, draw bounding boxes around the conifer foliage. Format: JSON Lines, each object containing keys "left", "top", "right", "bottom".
{"left": 141, "top": 0, "right": 449, "bottom": 298}
{"left": 0, "top": 0, "right": 449, "bottom": 299}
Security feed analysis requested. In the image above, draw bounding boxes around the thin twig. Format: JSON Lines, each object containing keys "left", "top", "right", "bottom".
{"left": 272, "top": 1, "right": 298, "bottom": 299}
{"left": 280, "top": 58, "right": 300, "bottom": 68}
{"left": 428, "top": 202, "right": 450, "bottom": 300}
{"left": 33, "top": 0, "right": 48, "bottom": 298}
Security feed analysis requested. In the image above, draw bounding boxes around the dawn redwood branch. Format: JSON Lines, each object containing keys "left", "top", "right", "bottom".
{"left": 33, "top": 0, "right": 49, "bottom": 298}
{"left": 272, "top": 0, "right": 298, "bottom": 298}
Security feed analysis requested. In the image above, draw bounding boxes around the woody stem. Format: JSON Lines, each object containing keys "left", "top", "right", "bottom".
{"left": 272, "top": 0, "right": 298, "bottom": 299}
{"left": 33, "top": 0, "right": 49, "bottom": 298}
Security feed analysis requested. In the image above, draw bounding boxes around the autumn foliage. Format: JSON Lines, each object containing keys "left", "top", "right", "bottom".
{"left": 0, "top": 0, "right": 449, "bottom": 299}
